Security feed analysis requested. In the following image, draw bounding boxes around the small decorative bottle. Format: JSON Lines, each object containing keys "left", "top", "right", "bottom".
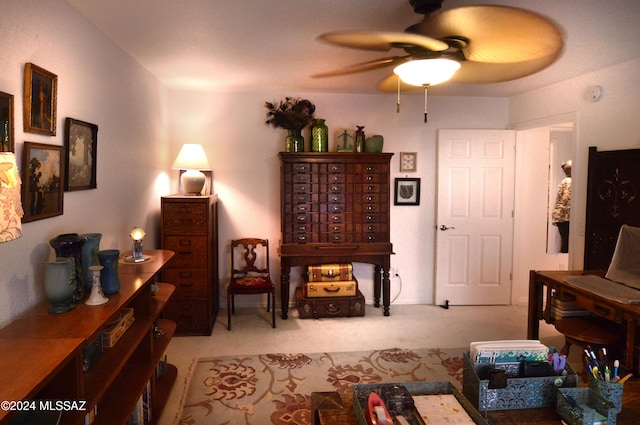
{"left": 310, "top": 119, "right": 328, "bottom": 152}
{"left": 355, "top": 126, "right": 365, "bottom": 152}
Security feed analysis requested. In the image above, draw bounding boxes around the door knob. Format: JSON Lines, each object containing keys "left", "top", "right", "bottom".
{"left": 439, "top": 225, "right": 455, "bottom": 231}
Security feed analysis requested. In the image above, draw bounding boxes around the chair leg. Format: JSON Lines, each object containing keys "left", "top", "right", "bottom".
{"left": 266, "top": 292, "right": 271, "bottom": 312}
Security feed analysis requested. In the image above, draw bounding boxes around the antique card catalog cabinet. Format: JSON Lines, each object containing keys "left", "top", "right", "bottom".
{"left": 278, "top": 152, "right": 394, "bottom": 319}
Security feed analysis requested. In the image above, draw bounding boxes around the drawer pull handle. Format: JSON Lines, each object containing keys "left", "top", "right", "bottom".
{"left": 315, "top": 245, "right": 358, "bottom": 250}
{"left": 367, "top": 215, "right": 374, "bottom": 221}
{"left": 367, "top": 186, "right": 375, "bottom": 191}
{"left": 367, "top": 196, "right": 374, "bottom": 202}
{"left": 179, "top": 282, "right": 194, "bottom": 287}
{"left": 179, "top": 240, "right": 192, "bottom": 246}
{"left": 594, "top": 305, "right": 612, "bottom": 317}
{"left": 333, "top": 226, "right": 341, "bottom": 231}
{"left": 562, "top": 292, "right": 576, "bottom": 302}
{"left": 179, "top": 272, "right": 193, "bottom": 278}
{"left": 297, "top": 216, "right": 307, "bottom": 222}
{"left": 367, "top": 206, "right": 374, "bottom": 210}
{"left": 178, "top": 251, "right": 194, "bottom": 256}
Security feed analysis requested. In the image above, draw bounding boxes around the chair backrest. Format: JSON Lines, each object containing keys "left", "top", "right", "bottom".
{"left": 231, "top": 238, "right": 270, "bottom": 277}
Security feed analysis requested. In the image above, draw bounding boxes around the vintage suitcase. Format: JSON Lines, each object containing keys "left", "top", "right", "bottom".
{"left": 296, "top": 287, "right": 365, "bottom": 319}
{"left": 307, "top": 263, "right": 353, "bottom": 282}
{"left": 304, "top": 279, "right": 358, "bottom": 298}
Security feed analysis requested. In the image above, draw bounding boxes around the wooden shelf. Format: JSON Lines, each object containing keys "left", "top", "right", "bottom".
{"left": 0, "top": 250, "right": 177, "bottom": 425}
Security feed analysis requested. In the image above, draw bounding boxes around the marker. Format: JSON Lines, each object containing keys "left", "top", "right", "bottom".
{"left": 613, "top": 360, "right": 619, "bottom": 378}
{"left": 617, "top": 373, "right": 633, "bottom": 384}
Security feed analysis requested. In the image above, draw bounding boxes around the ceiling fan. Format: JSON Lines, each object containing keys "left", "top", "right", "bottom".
{"left": 312, "top": 0, "right": 563, "bottom": 120}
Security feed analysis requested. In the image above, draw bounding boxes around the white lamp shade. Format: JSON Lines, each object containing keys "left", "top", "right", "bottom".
{"left": 393, "top": 58, "right": 461, "bottom": 87}
{"left": 171, "top": 144, "right": 211, "bottom": 170}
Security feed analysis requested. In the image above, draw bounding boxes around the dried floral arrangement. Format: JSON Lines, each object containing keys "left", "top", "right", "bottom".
{"left": 264, "top": 97, "right": 316, "bottom": 131}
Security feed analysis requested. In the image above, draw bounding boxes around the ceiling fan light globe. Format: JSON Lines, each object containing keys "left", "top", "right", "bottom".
{"left": 393, "top": 58, "right": 461, "bottom": 87}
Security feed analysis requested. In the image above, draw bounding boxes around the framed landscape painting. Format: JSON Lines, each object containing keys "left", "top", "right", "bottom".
{"left": 65, "top": 118, "right": 98, "bottom": 191}
{"left": 21, "top": 142, "right": 65, "bottom": 222}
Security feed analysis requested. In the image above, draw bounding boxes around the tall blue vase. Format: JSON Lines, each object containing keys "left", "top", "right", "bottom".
{"left": 50, "top": 233, "right": 87, "bottom": 301}
{"left": 81, "top": 233, "right": 102, "bottom": 293}
{"left": 98, "top": 249, "right": 121, "bottom": 295}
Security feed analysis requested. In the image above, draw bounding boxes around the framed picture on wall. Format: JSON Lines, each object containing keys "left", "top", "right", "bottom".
{"left": 0, "top": 91, "right": 14, "bottom": 152}
{"left": 21, "top": 142, "right": 65, "bottom": 222}
{"left": 64, "top": 118, "right": 98, "bottom": 191}
{"left": 23, "top": 63, "right": 57, "bottom": 136}
{"left": 399, "top": 152, "right": 417, "bottom": 172}
{"left": 394, "top": 177, "right": 421, "bottom": 206}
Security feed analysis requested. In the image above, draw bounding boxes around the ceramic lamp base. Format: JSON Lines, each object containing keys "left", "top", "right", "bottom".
{"left": 181, "top": 169, "right": 205, "bottom": 195}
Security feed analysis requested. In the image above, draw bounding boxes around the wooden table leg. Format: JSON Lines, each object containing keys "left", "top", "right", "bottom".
{"left": 280, "top": 261, "right": 291, "bottom": 320}
{"left": 373, "top": 265, "right": 381, "bottom": 308}
{"left": 527, "top": 270, "right": 542, "bottom": 340}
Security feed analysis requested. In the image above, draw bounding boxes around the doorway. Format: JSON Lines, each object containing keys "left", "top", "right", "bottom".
{"left": 511, "top": 116, "right": 576, "bottom": 304}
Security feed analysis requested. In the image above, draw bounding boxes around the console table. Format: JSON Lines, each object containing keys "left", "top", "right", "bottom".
{"left": 278, "top": 153, "right": 394, "bottom": 319}
{"left": 0, "top": 249, "right": 175, "bottom": 425}
{"left": 528, "top": 269, "right": 640, "bottom": 373}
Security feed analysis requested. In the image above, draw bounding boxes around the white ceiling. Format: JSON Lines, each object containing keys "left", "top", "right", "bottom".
{"left": 66, "top": 0, "right": 640, "bottom": 97}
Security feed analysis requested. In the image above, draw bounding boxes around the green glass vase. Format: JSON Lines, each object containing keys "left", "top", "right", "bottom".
{"left": 310, "top": 119, "right": 328, "bottom": 152}
{"left": 285, "top": 129, "right": 304, "bottom": 152}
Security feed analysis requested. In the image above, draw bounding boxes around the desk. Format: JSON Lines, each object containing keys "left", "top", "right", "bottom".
{"left": 313, "top": 381, "right": 640, "bottom": 424}
{"left": 527, "top": 270, "right": 640, "bottom": 373}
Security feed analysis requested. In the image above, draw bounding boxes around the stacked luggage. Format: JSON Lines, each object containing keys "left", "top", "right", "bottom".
{"left": 296, "top": 263, "right": 365, "bottom": 319}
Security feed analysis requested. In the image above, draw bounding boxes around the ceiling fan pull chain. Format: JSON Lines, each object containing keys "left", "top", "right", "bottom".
{"left": 397, "top": 76, "right": 401, "bottom": 113}
{"left": 424, "top": 86, "right": 428, "bottom": 123}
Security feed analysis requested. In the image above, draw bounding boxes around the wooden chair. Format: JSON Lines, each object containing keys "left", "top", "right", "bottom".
{"left": 227, "top": 238, "right": 276, "bottom": 330}
{"left": 554, "top": 316, "right": 624, "bottom": 380}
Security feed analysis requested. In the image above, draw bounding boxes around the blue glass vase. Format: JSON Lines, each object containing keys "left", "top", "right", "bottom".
{"left": 98, "top": 249, "right": 121, "bottom": 295}
{"left": 49, "top": 233, "right": 87, "bottom": 301}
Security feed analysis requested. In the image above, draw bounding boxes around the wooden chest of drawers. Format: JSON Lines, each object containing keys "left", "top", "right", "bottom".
{"left": 279, "top": 153, "right": 394, "bottom": 319}
{"left": 161, "top": 194, "right": 219, "bottom": 335}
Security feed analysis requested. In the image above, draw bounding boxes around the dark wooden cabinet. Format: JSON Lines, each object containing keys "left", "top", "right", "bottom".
{"left": 161, "top": 194, "right": 219, "bottom": 335}
{"left": 279, "top": 152, "right": 394, "bottom": 319}
{"left": 584, "top": 147, "right": 640, "bottom": 270}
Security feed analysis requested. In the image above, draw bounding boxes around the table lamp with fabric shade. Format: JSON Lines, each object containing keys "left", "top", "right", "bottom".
{"left": 172, "top": 144, "right": 211, "bottom": 195}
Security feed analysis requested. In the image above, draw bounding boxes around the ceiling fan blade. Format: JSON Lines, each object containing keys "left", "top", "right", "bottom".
{"left": 318, "top": 31, "right": 449, "bottom": 52}
{"left": 311, "top": 56, "right": 407, "bottom": 78}
{"left": 413, "top": 5, "right": 563, "bottom": 64}
{"left": 449, "top": 52, "right": 561, "bottom": 83}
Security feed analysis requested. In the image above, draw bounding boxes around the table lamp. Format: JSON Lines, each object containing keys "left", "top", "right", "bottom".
{"left": 172, "top": 144, "right": 211, "bottom": 195}
{"left": 130, "top": 227, "right": 146, "bottom": 262}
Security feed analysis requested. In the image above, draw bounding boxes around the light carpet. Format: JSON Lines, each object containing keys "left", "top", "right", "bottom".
{"left": 177, "top": 347, "right": 465, "bottom": 425}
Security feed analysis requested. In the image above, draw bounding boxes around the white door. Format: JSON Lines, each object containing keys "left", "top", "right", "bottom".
{"left": 435, "top": 129, "right": 515, "bottom": 306}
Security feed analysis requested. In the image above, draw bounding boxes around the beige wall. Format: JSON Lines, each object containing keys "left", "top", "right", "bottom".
{"left": 2, "top": 0, "right": 639, "bottom": 328}
{"left": 0, "top": 0, "right": 170, "bottom": 327}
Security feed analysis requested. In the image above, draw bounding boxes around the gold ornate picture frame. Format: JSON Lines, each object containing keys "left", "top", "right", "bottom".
{"left": 23, "top": 63, "right": 57, "bottom": 136}
{"left": 0, "top": 91, "right": 14, "bottom": 152}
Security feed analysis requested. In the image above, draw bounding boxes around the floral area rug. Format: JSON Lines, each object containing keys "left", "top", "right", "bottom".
{"left": 177, "top": 347, "right": 465, "bottom": 425}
